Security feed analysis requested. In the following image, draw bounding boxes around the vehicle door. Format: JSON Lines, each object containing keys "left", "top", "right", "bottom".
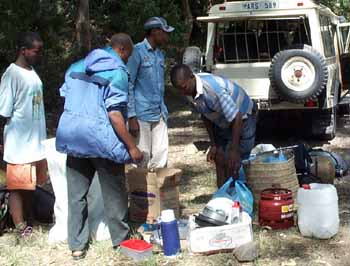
{"left": 337, "top": 22, "right": 350, "bottom": 91}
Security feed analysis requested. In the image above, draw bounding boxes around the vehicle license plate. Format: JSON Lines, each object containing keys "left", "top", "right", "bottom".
{"left": 242, "top": 1, "right": 279, "bottom": 10}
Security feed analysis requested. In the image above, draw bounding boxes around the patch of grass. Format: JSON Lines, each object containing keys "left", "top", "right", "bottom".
{"left": 199, "top": 170, "right": 217, "bottom": 188}
{"left": 0, "top": 245, "right": 23, "bottom": 266}
{"left": 93, "top": 240, "right": 112, "bottom": 258}
{"left": 140, "top": 254, "right": 160, "bottom": 266}
{"left": 173, "top": 162, "right": 216, "bottom": 194}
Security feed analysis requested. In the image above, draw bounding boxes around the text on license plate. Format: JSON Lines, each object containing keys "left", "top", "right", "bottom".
{"left": 242, "top": 1, "right": 279, "bottom": 10}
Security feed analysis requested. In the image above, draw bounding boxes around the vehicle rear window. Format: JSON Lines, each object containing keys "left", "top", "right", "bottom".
{"left": 214, "top": 18, "right": 311, "bottom": 64}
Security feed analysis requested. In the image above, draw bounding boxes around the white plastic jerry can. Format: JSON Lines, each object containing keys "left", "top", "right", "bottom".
{"left": 297, "top": 183, "right": 339, "bottom": 239}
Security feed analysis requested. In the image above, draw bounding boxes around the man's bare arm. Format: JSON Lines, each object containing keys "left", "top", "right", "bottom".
{"left": 108, "top": 111, "right": 143, "bottom": 162}
{"left": 202, "top": 115, "right": 216, "bottom": 147}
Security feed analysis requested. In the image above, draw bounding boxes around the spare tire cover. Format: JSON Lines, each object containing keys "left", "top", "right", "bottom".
{"left": 269, "top": 44, "right": 328, "bottom": 103}
{"left": 183, "top": 46, "right": 202, "bottom": 73}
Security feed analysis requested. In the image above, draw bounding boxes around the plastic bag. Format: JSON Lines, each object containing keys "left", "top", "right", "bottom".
{"left": 212, "top": 166, "right": 247, "bottom": 198}
{"left": 42, "top": 138, "right": 110, "bottom": 243}
{"left": 213, "top": 175, "right": 254, "bottom": 217}
{"left": 235, "top": 180, "right": 254, "bottom": 217}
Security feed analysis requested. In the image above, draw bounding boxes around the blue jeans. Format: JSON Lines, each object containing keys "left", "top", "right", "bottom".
{"left": 66, "top": 156, "right": 129, "bottom": 250}
{"left": 213, "top": 113, "right": 256, "bottom": 187}
{"left": 213, "top": 113, "right": 257, "bottom": 160}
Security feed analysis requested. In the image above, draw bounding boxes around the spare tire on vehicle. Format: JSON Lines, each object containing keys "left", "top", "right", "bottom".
{"left": 269, "top": 44, "right": 328, "bottom": 103}
{"left": 183, "top": 46, "right": 202, "bottom": 73}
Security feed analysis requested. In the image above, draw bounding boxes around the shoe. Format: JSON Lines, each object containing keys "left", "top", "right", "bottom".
{"left": 20, "top": 226, "right": 33, "bottom": 237}
{"left": 15, "top": 223, "right": 33, "bottom": 238}
{"left": 72, "top": 250, "right": 87, "bottom": 261}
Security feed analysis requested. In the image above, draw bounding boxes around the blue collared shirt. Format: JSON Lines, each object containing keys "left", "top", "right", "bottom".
{"left": 127, "top": 38, "right": 168, "bottom": 122}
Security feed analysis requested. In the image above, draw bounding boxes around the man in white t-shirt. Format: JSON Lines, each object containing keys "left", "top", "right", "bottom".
{"left": 0, "top": 32, "right": 47, "bottom": 237}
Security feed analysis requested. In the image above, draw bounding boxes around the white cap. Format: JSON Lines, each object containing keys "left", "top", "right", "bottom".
{"left": 161, "top": 209, "right": 175, "bottom": 223}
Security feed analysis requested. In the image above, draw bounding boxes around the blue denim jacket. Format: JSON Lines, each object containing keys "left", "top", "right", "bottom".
{"left": 56, "top": 47, "right": 132, "bottom": 163}
{"left": 127, "top": 38, "right": 168, "bottom": 122}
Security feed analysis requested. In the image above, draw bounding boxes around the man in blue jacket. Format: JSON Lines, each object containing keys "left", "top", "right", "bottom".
{"left": 127, "top": 17, "right": 174, "bottom": 169}
{"left": 170, "top": 64, "right": 256, "bottom": 187}
{"left": 56, "top": 33, "right": 142, "bottom": 260}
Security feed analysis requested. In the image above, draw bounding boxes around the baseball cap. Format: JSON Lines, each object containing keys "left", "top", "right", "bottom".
{"left": 144, "top": 17, "right": 175, "bottom": 33}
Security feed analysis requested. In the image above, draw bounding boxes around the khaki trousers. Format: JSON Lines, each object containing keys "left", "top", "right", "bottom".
{"left": 137, "top": 117, "right": 168, "bottom": 169}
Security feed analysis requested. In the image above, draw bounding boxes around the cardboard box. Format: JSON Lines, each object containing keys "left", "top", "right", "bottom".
{"left": 188, "top": 212, "right": 253, "bottom": 254}
{"left": 127, "top": 168, "right": 182, "bottom": 223}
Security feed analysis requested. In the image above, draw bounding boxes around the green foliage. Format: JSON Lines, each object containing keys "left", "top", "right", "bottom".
{"left": 320, "top": 0, "right": 350, "bottom": 18}
{"left": 116, "top": 0, "right": 185, "bottom": 44}
{"left": 0, "top": 0, "right": 348, "bottom": 115}
{"left": 0, "top": 0, "right": 186, "bottom": 114}
{"left": 86, "top": 0, "right": 187, "bottom": 58}
{"left": 0, "top": 0, "right": 76, "bottom": 114}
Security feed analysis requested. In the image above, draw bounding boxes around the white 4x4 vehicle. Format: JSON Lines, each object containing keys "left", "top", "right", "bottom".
{"left": 183, "top": 0, "right": 350, "bottom": 139}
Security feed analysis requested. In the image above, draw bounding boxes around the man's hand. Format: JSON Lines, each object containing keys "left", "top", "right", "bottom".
{"left": 129, "top": 146, "right": 143, "bottom": 162}
{"left": 108, "top": 111, "right": 141, "bottom": 162}
{"left": 128, "top": 117, "right": 139, "bottom": 138}
{"left": 228, "top": 146, "right": 241, "bottom": 178}
{"left": 207, "top": 145, "right": 217, "bottom": 163}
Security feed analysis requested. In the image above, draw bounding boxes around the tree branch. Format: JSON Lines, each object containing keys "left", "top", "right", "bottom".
{"left": 76, "top": 0, "right": 91, "bottom": 55}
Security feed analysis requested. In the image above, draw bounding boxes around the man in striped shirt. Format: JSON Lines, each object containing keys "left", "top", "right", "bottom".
{"left": 170, "top": 64, "right": 257, "bottom": 187}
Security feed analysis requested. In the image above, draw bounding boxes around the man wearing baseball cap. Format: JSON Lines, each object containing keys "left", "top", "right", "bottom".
{"left": 127, "top": 17, "right": 174, "bottom": 169}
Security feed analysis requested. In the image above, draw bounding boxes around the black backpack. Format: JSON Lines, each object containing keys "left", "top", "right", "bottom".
{"left": 0, "top": 185, "right": 11, "bottom": 235}
{"left": 291, "top": 144, "right": 313, "bottom": 176}
{"left": 33, "top": 186, "right": 55, "bottom": 224}
{"left": 0, "top": 185, "right": 54, "bottom": 235}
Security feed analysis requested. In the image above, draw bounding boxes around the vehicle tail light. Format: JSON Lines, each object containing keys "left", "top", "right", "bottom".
{"left": 219, "top": 6, "right": 226, "bottom": 10}
{"left": 304, "top": 100, "right": 316, "bottom": 107}
{"left": 297, "top": 2, "right": 304, "bottom": 6}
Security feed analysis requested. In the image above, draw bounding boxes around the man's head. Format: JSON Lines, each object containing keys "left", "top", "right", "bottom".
{"left": 16, "top": 32, "right": 43, "bottom": 66}
{"left": 110, "top": 33, "right": 134, "bottom": 64}
{"left": 144, "top": 17, "right": 174, "bottom": 47}
{"left": 170, "top": 64, "right": 196, "bottom": 97}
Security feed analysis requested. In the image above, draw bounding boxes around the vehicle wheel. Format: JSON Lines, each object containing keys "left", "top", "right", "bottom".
{"left": 183, "top": 46, "right": 202, "bottom": 73}
{"left": 311, "top": 107, "right": 337, "bottom": 140}
{"left": 269, "top": 45, "right": 328, "bottom": 103}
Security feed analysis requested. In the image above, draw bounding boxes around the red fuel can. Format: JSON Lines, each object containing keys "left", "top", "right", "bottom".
{"left": 259, "top": 188, "right": 294, "bottom": 229}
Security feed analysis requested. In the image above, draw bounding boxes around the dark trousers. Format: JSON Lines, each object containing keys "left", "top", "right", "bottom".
{"left": 213, "top": 113, "right": 257, "bottom": 187}
{"left": 66, "top": 156, "right": 129, "bottom": 251}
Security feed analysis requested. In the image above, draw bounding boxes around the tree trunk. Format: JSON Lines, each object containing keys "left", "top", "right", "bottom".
{"left": 181, "top": 0, "right": 193, "bottom": 47}
{"left": 76, "top": 0, "right": 91, "bottom": 56}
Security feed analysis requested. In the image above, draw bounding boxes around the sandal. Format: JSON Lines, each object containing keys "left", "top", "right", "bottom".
{"left": 20, "top": 226, "right": 33, "bottom": 237}
{"left": 15, "top": 223, "right": 33, "bottom": 238}
{"left": 72, "top": 250, "right": 87, "bottom": 260}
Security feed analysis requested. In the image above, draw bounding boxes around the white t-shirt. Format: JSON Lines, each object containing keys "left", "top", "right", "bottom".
{"left": 0, "top": 63, "right": 47, "bottom": 164}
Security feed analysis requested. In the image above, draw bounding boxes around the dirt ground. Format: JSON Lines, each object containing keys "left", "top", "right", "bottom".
{"left": 0, "top": 91, "right": 350, "bottom": 266}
